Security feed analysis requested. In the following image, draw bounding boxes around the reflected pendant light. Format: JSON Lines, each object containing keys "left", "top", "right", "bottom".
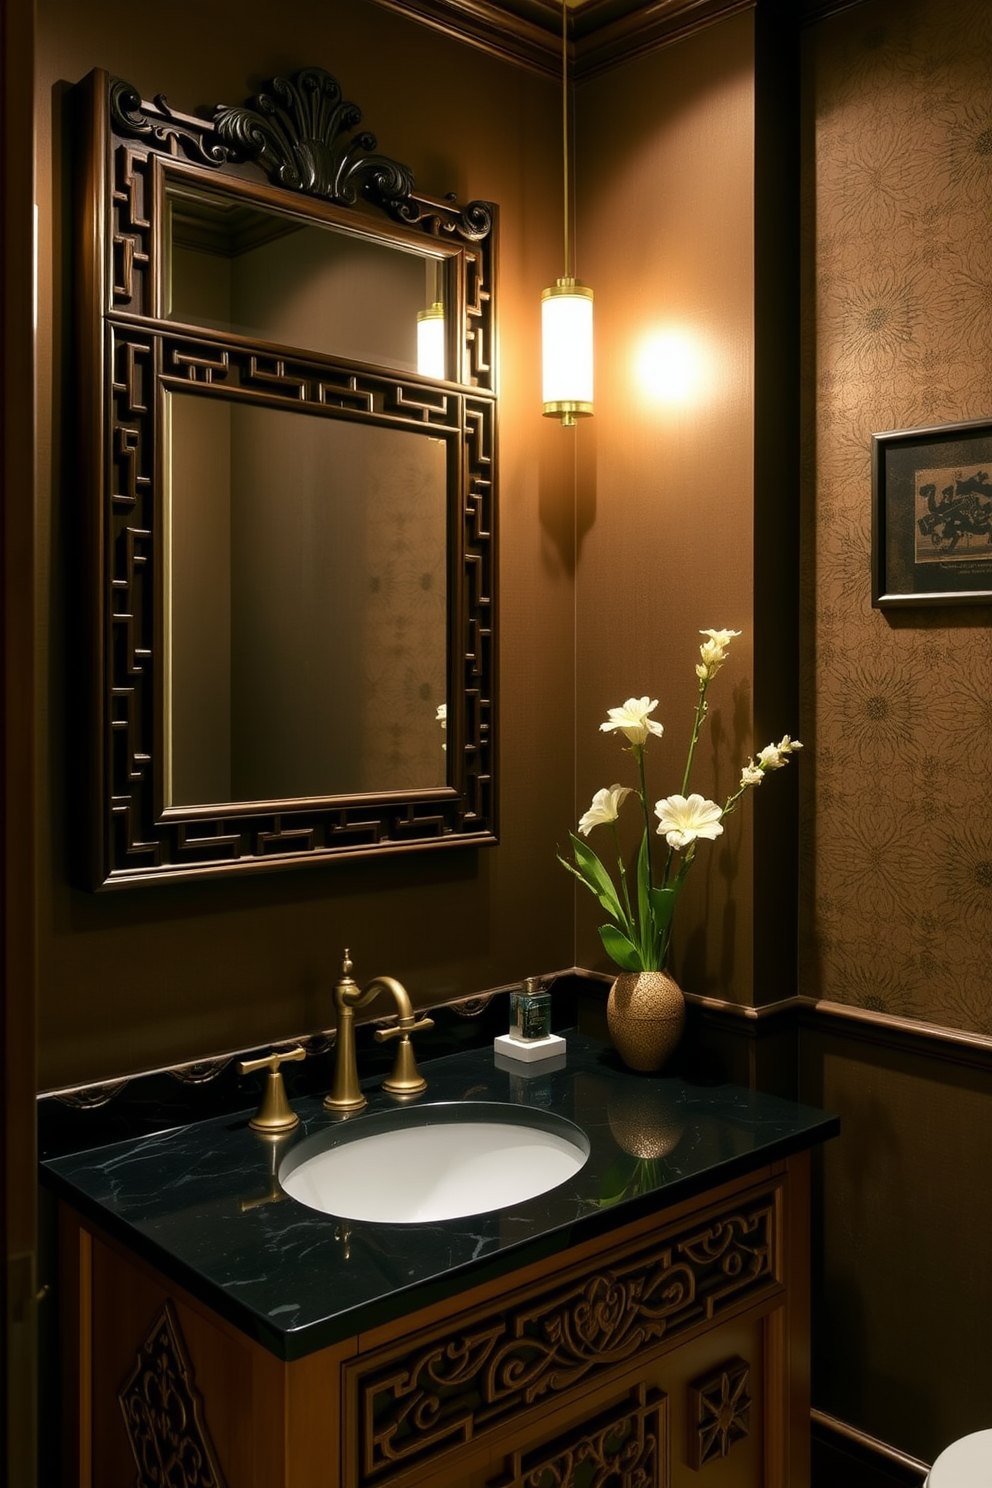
{"left": 542, "top": 0, "right": 593, "bottom": 424}
{"left": 417, "top": 301, "right": 445, "bottom": 379}
{"left": 417, "top": 261, "right": 446, "bottom": 379}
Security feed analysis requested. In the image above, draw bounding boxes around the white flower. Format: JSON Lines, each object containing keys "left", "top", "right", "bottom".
{"left": 600, "top": 697, "right": 664, "bottom": 746}
{"left": 757, "top": 735, "right": 803, "bottom": 770}
{"left": 697, "top": 628, "right": 742, "bottom": 679}
{"left": 436, "top": 704, "right": 447, "bottom": 725}
{"left": 740, "top": 762, "right": 764, "bottom": 788}
{"left": 654, "top": 793, "right": 724, "bottom": 849}
{"left": 578, "top": 785, "right": 632, "bottom": 836}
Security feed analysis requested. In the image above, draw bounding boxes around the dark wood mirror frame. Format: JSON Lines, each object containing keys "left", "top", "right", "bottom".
{"left": 72, "top": 65, "right": 497, "bottom": 890}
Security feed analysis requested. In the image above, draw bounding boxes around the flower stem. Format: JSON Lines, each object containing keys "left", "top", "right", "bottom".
{"left": 634, "top": 744, "right": 654, "bottom": 888}
{"left": 633, "top": 744, "right": 659, "bottom": 966}
{"left": 720, "top": 784, "right": 748, "bottom": 817}
{"left": 681, "top": 674, "right": 710, "bottom": 795}
{"left": 664, "top": 676, "right": 711, "bottom": 888}
{"left": 610, "top": 819, "right": 635, "bottom": 940}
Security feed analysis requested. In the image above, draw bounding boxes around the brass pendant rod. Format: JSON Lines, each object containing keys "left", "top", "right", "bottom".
{"left": 561, "top": 0, "right": 570, "bottom": 281}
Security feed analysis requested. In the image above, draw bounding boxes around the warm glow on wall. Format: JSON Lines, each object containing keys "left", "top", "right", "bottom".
{"left": 635, "top": 328, "right": 706, "bottom": 405}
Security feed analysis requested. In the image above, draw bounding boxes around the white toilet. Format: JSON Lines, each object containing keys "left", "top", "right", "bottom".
{"left": 924, "top": 1429, "right": 992, "bottom": 1486}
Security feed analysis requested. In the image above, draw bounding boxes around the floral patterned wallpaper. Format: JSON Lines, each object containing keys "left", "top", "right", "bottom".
{"left": 804, "top": 0, "right": 992, "bottom": 1033}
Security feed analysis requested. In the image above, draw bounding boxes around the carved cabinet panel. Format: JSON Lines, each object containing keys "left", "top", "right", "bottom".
{"left": 343, "top": 1181, "right": 778, "bottom": 1487}
{"left": 58, "top": 1158, "right": 810, "bottom": 1488}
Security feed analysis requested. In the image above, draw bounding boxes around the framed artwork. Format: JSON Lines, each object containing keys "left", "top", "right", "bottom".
{"left": 871, "top": 417, "right": 992, "bottom": 608}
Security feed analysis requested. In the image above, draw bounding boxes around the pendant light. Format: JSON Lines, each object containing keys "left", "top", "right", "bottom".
{"left": 542, "top": 0, "right": 593, "bottom": 425}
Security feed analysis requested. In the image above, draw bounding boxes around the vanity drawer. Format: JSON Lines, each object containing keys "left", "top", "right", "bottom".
{"left": 342, "top": 1170, "right": 786, "bottom": 1488}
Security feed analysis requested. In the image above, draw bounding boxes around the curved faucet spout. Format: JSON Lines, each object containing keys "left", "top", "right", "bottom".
{"left": 362, "top": 975, "right": 416, "bottom": 1025}
{"left": 324, "top": 952, "right": 434, "bottom": 1113}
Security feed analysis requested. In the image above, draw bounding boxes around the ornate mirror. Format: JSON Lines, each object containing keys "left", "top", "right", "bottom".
{"left": 73, "top": 66, "right": 497, "bottom": 888}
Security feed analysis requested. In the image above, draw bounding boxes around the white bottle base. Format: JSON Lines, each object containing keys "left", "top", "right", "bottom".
{"left": 493, "top": 1032, "right": 567, "bottom": 1064}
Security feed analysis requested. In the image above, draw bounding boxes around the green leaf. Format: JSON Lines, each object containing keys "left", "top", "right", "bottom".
{"left": 648, "top": 883, "right": 680, "bottom": 933}
{"left": 562, "top": 834, "right": 627, "bottom": 926}
{"left": 591, "top": 1157, "right": 638, "bottom": 1208}
{"left": 645, "top": 883, "right": 681, "bottom": 969}
{"left": 599, "top": 924, "right": 643, "bottom": 971}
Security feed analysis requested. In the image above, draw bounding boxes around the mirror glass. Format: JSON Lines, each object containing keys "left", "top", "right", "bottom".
{"left": 166, "top": 181, "right": 448, "bottom": 377}
{"left": 166, "top": 393, "right": 449, "bottom": 806}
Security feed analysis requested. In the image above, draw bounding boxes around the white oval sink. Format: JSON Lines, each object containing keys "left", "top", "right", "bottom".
{"left": 279, "top": 1102, "right": 589, "bottom": 1224}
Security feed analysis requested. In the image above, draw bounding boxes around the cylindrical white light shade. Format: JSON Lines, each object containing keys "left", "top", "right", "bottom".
{"left": 542, "top": 278, "right": 594, "bottom": 424}
{"left": 417, "top": 302, "right": 446, "bottom": 379}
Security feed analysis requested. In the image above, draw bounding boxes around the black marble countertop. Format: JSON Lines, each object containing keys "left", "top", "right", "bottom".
{"left": 40, "top": 1031, "right": 838, "bottom": 1361}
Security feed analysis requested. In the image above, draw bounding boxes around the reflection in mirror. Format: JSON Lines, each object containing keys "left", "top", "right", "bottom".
{"left": 167, "top": 394, "right": 449, "bottom": 806}
{"left": 166, "top": 181, "right": 448, "bottom": 378}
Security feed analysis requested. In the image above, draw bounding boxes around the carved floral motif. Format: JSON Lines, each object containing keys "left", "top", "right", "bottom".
{"left": 109, "top": 65, "right": 496, "bottom": 247}
{"left": 349, "top": 1189, "right": 777, "bottom": 1485}
{"left": 119, "top": 1303, "right": 226, "bottom": 1488}
{"left": 492, "top": 1384, "right": 666, "bottom": 1488}
{"left": 212, "top": 67, "right": 415, "bottom": 207}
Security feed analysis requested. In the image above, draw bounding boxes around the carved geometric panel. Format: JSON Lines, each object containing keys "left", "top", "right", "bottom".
{"left": 491, "top": 1384, "right": 667, "bottom": 1488}
{"left": 118, "top": 1302, "right": 227, "bottom": 1488}
{"left": 95, "top": 317, "right": 496, "bottom": 885}
{"left": 686, "top": 1356, "right": 751, "bottom": 1471}
{"left": 111, "top": 147, "right": 152, "bottom": 314}
{"left": 346, "top": 1184, "right": 778, "bottom": 1487}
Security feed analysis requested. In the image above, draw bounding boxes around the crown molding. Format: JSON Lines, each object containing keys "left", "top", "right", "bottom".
{"left": 367, "top": 0, "right": 562, "bottom": 76}
{"left": 575, "top": 0, "right": 751, "bottom": 80}
{"left": 367, "top": 0, "right": 871, "bottom": 79}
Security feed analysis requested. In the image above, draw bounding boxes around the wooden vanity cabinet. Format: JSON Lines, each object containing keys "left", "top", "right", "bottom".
{"left": 59, "top": 1153, "right": 811, "bottom": 1488}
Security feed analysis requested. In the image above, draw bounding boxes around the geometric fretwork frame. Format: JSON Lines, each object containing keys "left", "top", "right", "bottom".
{"left": 73, "top": 65, "right": 497, "bottom": 887}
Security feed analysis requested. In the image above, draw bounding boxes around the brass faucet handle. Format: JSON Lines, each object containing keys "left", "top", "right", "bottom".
{"left": 375, "top": 1014, "right": 434, "bottom": 1096}
{"left": 374, "top": 1013, "right": 434, "bottom": 1044}
{"left": 238, "top": 1045, "right": 307, "bottom": 1133}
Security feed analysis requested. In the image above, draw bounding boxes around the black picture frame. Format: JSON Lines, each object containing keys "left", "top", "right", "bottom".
{"left": 871, "top": 417, "right": 992, "bottom": 608}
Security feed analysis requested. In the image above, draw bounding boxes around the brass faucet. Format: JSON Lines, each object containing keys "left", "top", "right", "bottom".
{"left": 238, "top": 1045, "right": 306, "bottom": 1132}
{"left": 324, "top": 950, "right": 434, "bottom": 1113}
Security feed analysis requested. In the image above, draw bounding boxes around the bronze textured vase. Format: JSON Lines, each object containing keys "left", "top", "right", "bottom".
{"left": 607, "top": 970, "right": 685, "bottom": 1073}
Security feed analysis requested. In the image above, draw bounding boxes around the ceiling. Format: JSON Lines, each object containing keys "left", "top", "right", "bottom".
{"left": 370, "top": 0, "right": 868, "bottom": 78}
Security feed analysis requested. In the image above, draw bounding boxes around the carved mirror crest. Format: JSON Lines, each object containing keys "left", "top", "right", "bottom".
{"left": 73, "top": 65, "right": 497, "bottom": 888}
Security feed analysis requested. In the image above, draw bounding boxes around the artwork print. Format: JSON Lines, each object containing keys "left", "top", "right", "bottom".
{"left": 871, "top": 419, "right": 992, "bottom": 607}
{"left": 915, "top": 463, "right": 992, "bottom": 563}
